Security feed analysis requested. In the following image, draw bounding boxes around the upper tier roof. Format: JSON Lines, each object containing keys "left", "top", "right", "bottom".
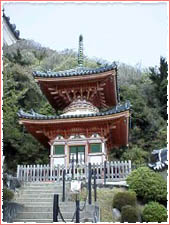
{"left": 33, "top": 63, "right": 117, "bottom": 78}
{"left": 32, "top": 36, "right": 119, "bottom": 110}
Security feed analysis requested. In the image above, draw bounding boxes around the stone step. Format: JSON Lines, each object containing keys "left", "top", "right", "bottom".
{"left": 23, "top": 182, "right": 61, "bottom": 185}
{"left": 15, "top": 211, "right": 91, "bottom": 220}
{"left": 13, "top": 219, "right": 53, "bottom": 223}
{"left": 15, "top": 198, "right": 54, "bottom": 203}
{"left": 21, "top": 185, "right": 67, "bottom": 190}
{"left": 19, "top": 189, "right": 69, "bottom": 194}
{"left": 16, "top": 193, "right": 63, "bottom": 199}
{"left": 24, "top": 182, "right": 66, "bottom": 185}
{"left": 15, "top": 202, "right": 52, "bottom": 207}
{"left": 16, "top": 199, "right": 85, "bottom": 205}
{"left": 19, "top": 190, "right": 64, "bottom": 194}
{"left": 16, "top": 212, "right": 53, "bottom": 220}
{"left": 21, "top": 203, "right": 90, "bottom": 212}
{"left": 14, "top": 201, "right": 87, "bottom": 208}
{"left": 22, "top": 206, "right": 53, "bottom": 212}
{"left": 13, "top": 218, "right": 93, "bottom": 223}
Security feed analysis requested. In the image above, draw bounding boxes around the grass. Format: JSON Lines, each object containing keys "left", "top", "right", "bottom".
{"left": 97, "top": 187, "right": 126, "bottom": 222}
{"left": 71, "top": 186, "right": 126, "bottom": 222}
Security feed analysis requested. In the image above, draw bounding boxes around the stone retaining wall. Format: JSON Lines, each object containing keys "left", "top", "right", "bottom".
{"left": 3, "top": 201, "right": 23, "bottom": 222}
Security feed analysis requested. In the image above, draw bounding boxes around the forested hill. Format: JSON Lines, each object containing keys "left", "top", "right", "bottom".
{"left": 3, "top": 39, "right": 167, "bottom": 172}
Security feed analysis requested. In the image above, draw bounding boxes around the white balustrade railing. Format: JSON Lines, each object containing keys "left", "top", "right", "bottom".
{"left": 17, "top": 160, "right": 131, "bottom": 182}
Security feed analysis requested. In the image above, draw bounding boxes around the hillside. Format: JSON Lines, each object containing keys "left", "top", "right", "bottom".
{"left": 3, "top": 39, "right": 167, "bottom": 172}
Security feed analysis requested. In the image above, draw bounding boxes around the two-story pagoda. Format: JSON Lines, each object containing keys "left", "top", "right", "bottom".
{"left": 18, "top": 35, "right": 130, "bottom": 167}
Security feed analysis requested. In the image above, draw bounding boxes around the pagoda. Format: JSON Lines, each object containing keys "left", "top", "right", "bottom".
{"left": 18, "top": 35, "right": 130, "bottom": 167}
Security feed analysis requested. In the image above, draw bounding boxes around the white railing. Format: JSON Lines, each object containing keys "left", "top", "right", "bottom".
{"left": 17, "top": 160, "right": 131, "bottom": 182}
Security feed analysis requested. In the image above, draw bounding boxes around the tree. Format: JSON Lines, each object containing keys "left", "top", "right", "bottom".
{"left": 149, "top": 57, "right": 168, "bottom": 120}
{"left": 119, "top": 65, "right": 167, "bottom": 153}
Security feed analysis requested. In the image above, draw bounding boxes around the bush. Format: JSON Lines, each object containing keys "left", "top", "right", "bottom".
{"left": 121, "top": 205, "right": 140, "bottom": 223}
{"left": 127, "top": 167, "right": 167, "bottom": 203}
{"left": 3, "top": 188, "right": 14, "bottom": 201}
{"left": 113, "top": 191, "right": 137, "bottom": 211}
{"left": 142, "top": 202, "right": 167, "bottom": 222}
{"left": 120, "top": 146, "right": 149, "bottom": 168}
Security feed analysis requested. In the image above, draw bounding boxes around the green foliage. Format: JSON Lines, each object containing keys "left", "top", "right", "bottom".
{"left": 127, "top": 167, "right": 167, "bottom": 203}
{"left": 149, "top": 57, "right": 168, "bottom": 120}
{"left": 118, "top": 58, "right": 167, "bottom": 162}
{"left": 112, "top": 191, "right": 137, "bottom": 211}
{"left": 108, "top": 146, "right": 126, "bottom": 161}
{"left": 3, "top": 188, "right": 14, "bottom": 201}
{"left": 3, "top": 57, "right": 49, "bottom": 170}
{"left": 142, "top": 201, "right": 167, "bottom": 223}
{"left": 121, "top": 205, "right": 139, "bottom": 223}
{"left": 120, "top": 146, "right": 149, "bottom": 168}
{"left": 39, "top": 102, "right": 56, "bottom": 115}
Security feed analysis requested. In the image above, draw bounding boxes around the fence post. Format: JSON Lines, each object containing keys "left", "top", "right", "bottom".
{"left": 17, "top": 165, "right": 20, "bottom": 179}
{"left": 129, "top": 160, "right": 132, "bottom": 173}
{"left": 104, "top": 161, "right": 106, "bottom": 185}
{"left": 53, "top": 194, "right": 59, "bottom": 222}
{"left": 94, "top": 168, "right": 97, "bottom": 202}
{"left": 26, "top": 165, "right": 29, "bottom": 182}
{"left": 72, "top": 156, "right": 74, "bottom": 179}
{"left": 88, "top": 162, "right": 92, "bottom": 205}
{"left": 23, "top": 165, "right": 26, "bottom": 182}
{"left": 62, "top": 169, "right": 65, "bottom": 202}
{"left": 76, "top": 198, "right": 80, "bottom": 223}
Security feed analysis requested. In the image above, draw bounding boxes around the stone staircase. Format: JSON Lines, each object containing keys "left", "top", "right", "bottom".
{"left": 12, "top": 182, "right": 96, "bottom": 223}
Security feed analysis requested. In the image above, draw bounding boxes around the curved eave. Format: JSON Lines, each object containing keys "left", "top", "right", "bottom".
{"left": 34, "top": 69, "right": 118, "bottom": 110}
{"left": 19, "top": 110, "right": 130, "bottom": 149}
{"left": 19, "top": 110, "right": 130, "bottom": 125}
{"left": 34, "top": 69, "right": 116, "bottom": 82}
{"left": 33, "top": 65, "right": 117, "bottom": 79}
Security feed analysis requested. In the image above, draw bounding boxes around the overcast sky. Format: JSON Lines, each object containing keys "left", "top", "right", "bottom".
{"left": 3, "top": 1, "right": 168, "bottom": 68}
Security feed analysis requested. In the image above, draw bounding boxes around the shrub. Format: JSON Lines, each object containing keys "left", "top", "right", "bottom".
{"left": 127, "top": 167, "right": 167, "bottom": 203}
{"left": 112, "top": 191, "right": 137, "bottom": 211}
{"left": 121, "top": 205, "right": 140, "bottom": 223}
{"left": 3, "top": 188, "right": 14, "bottom": 201}
{"left": 121, "top": 146, "right": 149, "bottom": 168}
{"left": 142, "top": 201, "right": 167, "bottom": 222}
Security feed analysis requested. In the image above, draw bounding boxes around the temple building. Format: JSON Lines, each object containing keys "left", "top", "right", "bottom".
{"left": 3, "top": 10, "right": 20, "bottom": 46}
{"left": 18, "top": 35, "right": 130, "bottom": 167}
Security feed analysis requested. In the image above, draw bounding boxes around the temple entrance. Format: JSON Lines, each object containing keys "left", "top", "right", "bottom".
{"left": 69, "top": 145, "right": 85, "bottom": 164}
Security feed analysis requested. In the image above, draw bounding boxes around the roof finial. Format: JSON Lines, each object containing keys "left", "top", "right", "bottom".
{"left": 78, "top": 34, "right": 83, "bottom": 67}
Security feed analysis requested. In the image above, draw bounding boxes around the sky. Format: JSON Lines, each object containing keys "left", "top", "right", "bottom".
{"left": 3, "top": 1, "right": 168, "bottom": 68}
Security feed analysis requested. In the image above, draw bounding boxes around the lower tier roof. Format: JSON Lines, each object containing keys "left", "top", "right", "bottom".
{"left": 18, "top": 102, "right": 130, "bottom": 150}
{"left": 18, "top": 101, "right": 130, "bottom": 120}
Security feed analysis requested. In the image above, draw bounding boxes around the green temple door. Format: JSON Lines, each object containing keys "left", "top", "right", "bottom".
{"left": 70, "top": 146, "right": 85, "bottom": 164}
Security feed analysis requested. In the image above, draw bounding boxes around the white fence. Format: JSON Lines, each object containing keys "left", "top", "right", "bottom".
{"left": 17, "top": 160, "right": 131, "bottom": 182}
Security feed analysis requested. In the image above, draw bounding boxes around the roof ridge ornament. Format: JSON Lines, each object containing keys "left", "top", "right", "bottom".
{"left": 78, "top": 34, "right": 83, "bottom": 67}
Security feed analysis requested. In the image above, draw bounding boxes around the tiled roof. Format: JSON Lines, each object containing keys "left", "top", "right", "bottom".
{"left": 18, "top": 101, "right": 130, "bottom": 120}
{"left": 3, "top": 12, "right": 20, "bottom": 40}
{"left": 33, "top": 62, "right": 117, "bottom": 78}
